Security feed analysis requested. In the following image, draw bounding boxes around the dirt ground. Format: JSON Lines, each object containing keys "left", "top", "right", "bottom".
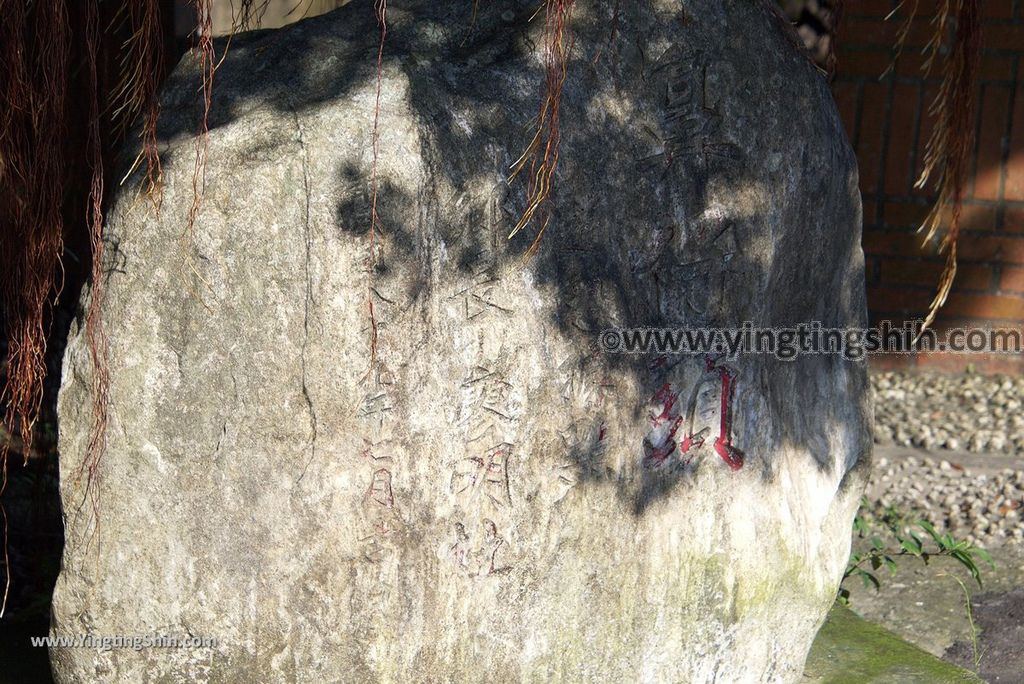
{"left": 945, "top": 588, "right": 1024, "bottom": 683}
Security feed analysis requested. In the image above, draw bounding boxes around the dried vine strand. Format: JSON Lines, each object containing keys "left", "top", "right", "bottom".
{"left": 887, "top": 1, "right": 981, "bottom": 337}
{"left": 232, "top": 0, "right": 273, "bottom": 31}
{"left": 176, "top": 0, "right": 219, "bottom": 311}
{"left": 0, "top": 0, "right": 71, "bottom": 617}
{"left": 508, "top": 0, "right": 576, "bottom": 257}
{"left": 69, "top": 0, "right": 113, "bottom": 551}
{"left": 109, "top": 0, "right": 165, "bottom": 202}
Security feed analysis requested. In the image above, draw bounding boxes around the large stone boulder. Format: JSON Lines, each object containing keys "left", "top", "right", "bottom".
{"left": 53, "top": 1, "right": 871, "bottom": 681}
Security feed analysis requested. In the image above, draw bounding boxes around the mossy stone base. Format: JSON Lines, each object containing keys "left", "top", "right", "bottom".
{"left": 804, "top": 604, "right": 983, "bottom": 683}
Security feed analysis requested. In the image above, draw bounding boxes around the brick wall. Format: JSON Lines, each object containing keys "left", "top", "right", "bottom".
{"left": 834, "top": 0, "right": 1024, "bottom": 373}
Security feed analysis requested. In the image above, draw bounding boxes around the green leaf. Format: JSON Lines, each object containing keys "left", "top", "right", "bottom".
{"left": 861, "top": 572, "right": 881, "bottom": 591}
{"left": 973, "top": 547, "right": 995, "bottom": 569}
{"left": 950, "top": 550, "right": 982, "bottom": 584}
{"left": 918, "top": 519, "right": 941, "bottom": 543}
{"left": 900, "top": 539, "right": 922, "bottom": 556}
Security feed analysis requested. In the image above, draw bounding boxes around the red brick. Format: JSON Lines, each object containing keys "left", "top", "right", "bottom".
{"left": 1006, "top": 89, "right": 1024, "bottom": 201}
{"left": 961, "top": 265, "right": 987, "bottom": 292}
{"left": 1008, "top": 151, "right": 1024, "bottom": 203}
{"left": 845, "top": 0, "right": 900, "bottom": 19}
{"left": 957, "top": 235, "right": 1024, "bottom": 264}
{"left": 858, "top": 82, "right": 889, "bottom": 195}
{"left": 912, "top": 83, "right": 941, "bottom": 197}
{"left": 979, "top": 55, "right": 1015, "bottom": 82}
{"left": 868, "top": 353, "right": 917, "bottom": 372}
{"left": 866, "top": 289, "right": 989, "bottom": 328}
{"left": 841, "top": 17, "right": 897, "bottom": 46}
{"left": 863, "top": 230, "right": 929, "bottom": 257}
{"left": 917, "top": 352, "right": 978, "bottom": 374}
{"left": 940, "top": 291, "right": 1024, "bottom": 320}
{"left": 894, "top": 52, "right": 921, "bottom": 78}
{"left": 867, "top": 285, "right": 936, "bottom": 312}
{"left": 1000, "top": 266, "right": 1024, "bottom": 293}
{"left": 906, "top": 0, "right": 946, "bottom": 18}
{"left": 832, "top": 82, "right": 859, "bottom": 144}
{"left": 928, "top": 317, "right": 1002, "bottom": 335}
{"left": 968, "top": 355, "right": 1024, "bottom": 376}
{"left": 960, "top": 203, "right": 998, "bottom": 232}
{"left": 894, "top": 52, "right": 945, "bottom": 79}
{"left": 866, "top": 255, "right": 882, "bottom": 286}
{"left": 972, "top": 86, "right": 1011, "bottom": 201}
{"left": 978, "top": 25, "right": 1024, "bottom": 51}
{"left": 983, "top": 0, "right": 1015, "bottom": 19}
{"left": 883, "top": 201, "right": 930, "bottom": 228}
{"left": 880, "top": 260, "right": 993, "bottom": 290}
{"left": 885, "top": 84, "right": 921, "bottom": 195}
{"left": 917, "top": 352, "right": 1024, "bottom": 376}
{"left": 841, "top": 17, "right": 936, "bottom": 49}
{"left": 1006, "top": 207, "right": 1024, "bottom": 232}
{"left": 863, "top": 198, "right": 880, "bottom": 225}
{"left": 959, "top": 263, "right": 997, "bottom": 291}
{"left": 879, "top": 259, "right": 938, "bottom": 287}
{"left": 838, "top": 50, "right": 894, "bottom": 79}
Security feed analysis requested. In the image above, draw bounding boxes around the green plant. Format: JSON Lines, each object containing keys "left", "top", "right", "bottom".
{"left": 942, "top": 572, "right": 985, "bottom": 673}
{"left": 839, "top": 499, "right": 995, "bottom": 605}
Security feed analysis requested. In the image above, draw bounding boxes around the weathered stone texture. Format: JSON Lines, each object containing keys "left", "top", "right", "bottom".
{"left": 53, "top": 1, "right": 871, "bottom": 681}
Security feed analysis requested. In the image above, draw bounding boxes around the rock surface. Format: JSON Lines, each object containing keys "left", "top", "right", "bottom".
{"left": 53, "top": 1, "right": 870, "bottom": 682}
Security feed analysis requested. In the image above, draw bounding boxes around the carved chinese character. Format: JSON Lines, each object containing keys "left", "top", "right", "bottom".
{"left": 448, "top": 518, "right": 511, "bottom": 577}
{"left": 450, "top": 443, "right": 513, "bottom": 511}
{"left": 462, "top": 365, "right": 515, "bottom": 445}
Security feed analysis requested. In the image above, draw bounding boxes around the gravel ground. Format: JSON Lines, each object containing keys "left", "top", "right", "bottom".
{"left": 865, "top": 449, "right": 1024, "bottom": 548}
{"left": 855, "top": 442, "right": 1024, "bottom": 679}
{"left": 872, "top": 371, "right": 1024, "bottom": 453}
{"left": 867, "top": 370, "right": 1024, "bottom": 549}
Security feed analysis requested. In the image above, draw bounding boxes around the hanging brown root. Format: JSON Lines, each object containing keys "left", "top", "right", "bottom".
{"left": 71, "top": 0, "right": 112, "bottom": 533}
{"left": 0, "top": 0, "right": 70, "bottom": 466}
{"left": 110, "top": 0, "right": 166, "bottom": 202}
{"left": 232, "top": 0, "right": 274, "bottom": 32}
{"left": 890, "top": 0, "right": 981, "bottom": 338}
{"left": 186, "top": 0, "right": 215, "bottom": 242}
{"left": 0, "top": 424, "right": 44, "bottom": 462}
{"left": 1, "top": 0, "right": 181, "bottom": 602}
{"left": 168, "top": 0, "right": 219, "bottom": 312}
{"left": 0, "top": 0, "right": 71, "bottom": 618}
{"left": 508, "top": 0, "right": 575, "bottom": 258}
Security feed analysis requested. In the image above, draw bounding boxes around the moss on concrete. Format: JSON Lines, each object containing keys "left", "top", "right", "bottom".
{"left": 804, "top": 603, "right": 983, "bottom": 683}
